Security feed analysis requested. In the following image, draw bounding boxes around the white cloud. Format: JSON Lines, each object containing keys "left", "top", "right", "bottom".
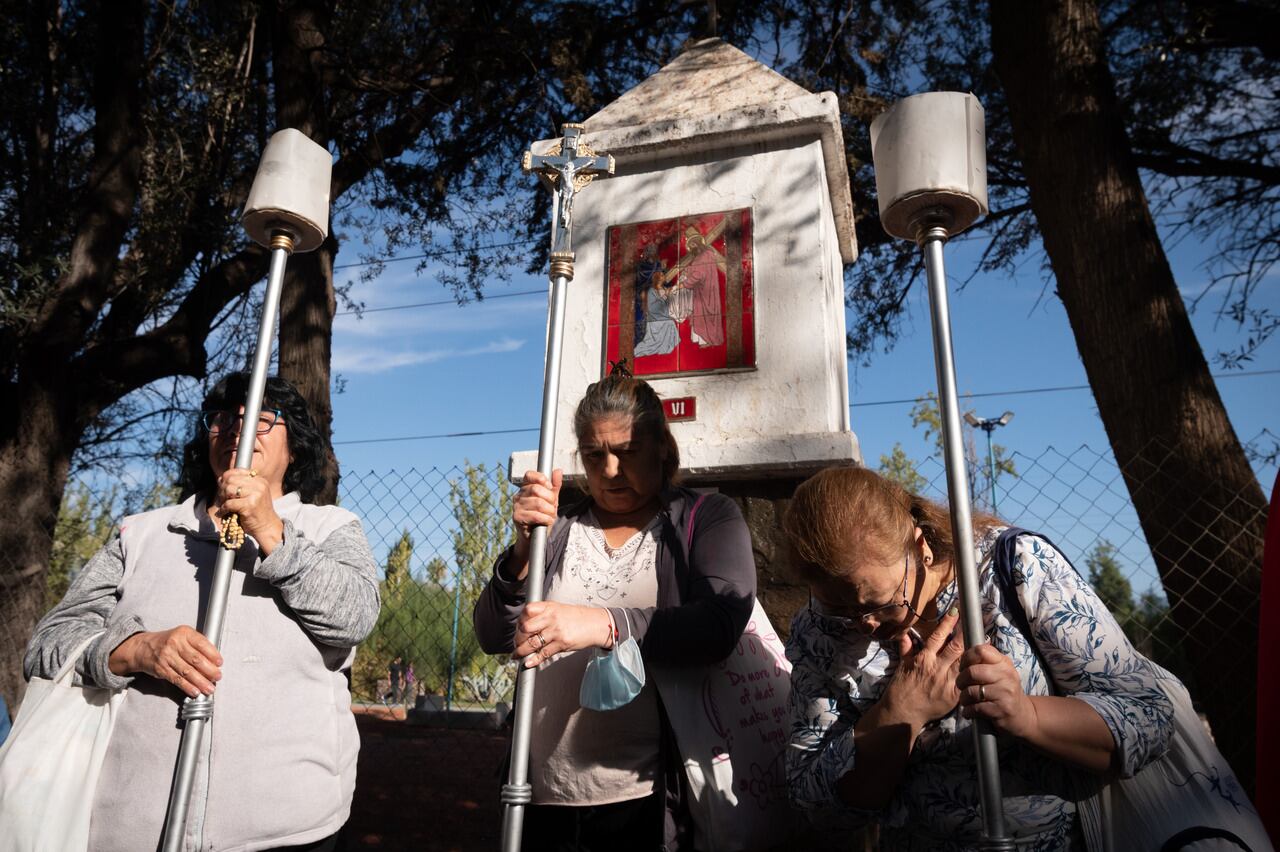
{"left": 333, "top": 337, "right": 527, "bottom": 374}
{"left": 333, "top": 294, "right": 545, "bottom": 338}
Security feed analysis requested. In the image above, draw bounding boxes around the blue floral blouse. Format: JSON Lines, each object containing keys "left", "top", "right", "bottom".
{"left": 785, "top": 528, "right": 1174, "bottom": 851}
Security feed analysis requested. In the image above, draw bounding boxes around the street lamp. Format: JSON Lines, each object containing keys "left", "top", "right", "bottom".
{"left": 964, "top": 410, "right": 1014, "bottom": 513}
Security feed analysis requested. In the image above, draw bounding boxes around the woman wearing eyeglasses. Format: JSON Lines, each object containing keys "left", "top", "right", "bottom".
{"left": 23, "top": 373, "right": 379, "bottom": 852}
{"left": 780, "top": 466, "right": 1173, "bottom": 851}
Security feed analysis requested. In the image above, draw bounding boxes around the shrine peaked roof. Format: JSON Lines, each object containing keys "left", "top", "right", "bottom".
{"left": 584, "top": 38, "right": 812, "bottom": 131}
{"left": 573, "top": 38, "right": 858, "bottom": 262}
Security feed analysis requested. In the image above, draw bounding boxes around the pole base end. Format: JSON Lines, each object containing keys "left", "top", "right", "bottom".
{"left": 979, "top": 839, "right": 1017, "bottom": 851}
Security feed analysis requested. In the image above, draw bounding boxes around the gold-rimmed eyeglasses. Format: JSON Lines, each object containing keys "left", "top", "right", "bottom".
{"left": 814, "top": 552, "right": 926, "bottom": 631}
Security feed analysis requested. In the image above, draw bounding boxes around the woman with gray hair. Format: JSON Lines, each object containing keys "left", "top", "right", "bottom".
{"left": 474, "top": 368, "right": 757, "bottom": 851}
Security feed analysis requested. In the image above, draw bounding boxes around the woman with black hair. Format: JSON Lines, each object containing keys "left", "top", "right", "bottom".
{"left": 23, "top": 373, "right": 380, "bottom": 852}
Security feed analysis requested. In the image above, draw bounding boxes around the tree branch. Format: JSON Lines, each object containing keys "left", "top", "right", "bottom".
{"left": 1133, "top": 141, "right": 1280, "bottom": 184}
{"left": 74, "top": 243, "right": 270, "bottom": 413}
{"left": 27, "top": 0, "right": 146, "bottom": 359}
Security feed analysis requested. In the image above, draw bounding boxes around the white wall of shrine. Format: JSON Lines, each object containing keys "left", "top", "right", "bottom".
{"left": 510, "top": 41, "right": 861, "bottom": 482}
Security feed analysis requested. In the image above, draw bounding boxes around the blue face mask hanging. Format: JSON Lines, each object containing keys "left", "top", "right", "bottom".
{"left": 579, "top": 610, "right": 645, "bottom": 711}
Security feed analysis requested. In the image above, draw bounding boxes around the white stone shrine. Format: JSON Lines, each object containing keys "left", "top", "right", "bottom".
{"left": 511, "top": 38, "right": 860, "bottom": 482}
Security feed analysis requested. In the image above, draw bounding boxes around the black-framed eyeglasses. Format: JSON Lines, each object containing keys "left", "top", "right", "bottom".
{"left": 201, "top": 409, "right": 283, "bottom": 435}
{"left": 813, "top": 552, "right": 925, "bottom": 631}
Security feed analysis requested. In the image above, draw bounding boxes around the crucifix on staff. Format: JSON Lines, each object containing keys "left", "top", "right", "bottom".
{"left": 500, "top": 122, "right": 613, "bottom": 852}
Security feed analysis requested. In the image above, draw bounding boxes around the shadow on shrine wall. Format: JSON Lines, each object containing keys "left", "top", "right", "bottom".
{"left": 604, "top": 135, "right": 824, "bottom": 260}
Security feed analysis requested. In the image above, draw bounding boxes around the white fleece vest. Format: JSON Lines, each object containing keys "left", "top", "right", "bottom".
{"left": 89, "top": 494, "right": 360, "bottom": 852}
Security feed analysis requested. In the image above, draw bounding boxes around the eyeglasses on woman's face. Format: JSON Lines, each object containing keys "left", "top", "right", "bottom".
{"left": 201, "top": 409, "right": 283, "bottom": 435}
{"left": 815, "top": 552, "right": 924, "bottom": 632}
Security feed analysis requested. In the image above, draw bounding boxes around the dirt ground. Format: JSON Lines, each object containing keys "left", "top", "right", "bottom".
{"left": 344, "top": 706, "right": 509, "bottom": 851}
{"left": 340, "top": 707, "right": 853, "bottom": 852}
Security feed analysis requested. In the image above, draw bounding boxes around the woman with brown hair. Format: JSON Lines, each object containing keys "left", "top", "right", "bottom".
{"left": 473, "top": 371, "right": 756, "bottom": 851}
{"left": 781, "top": 466, "right": 1173, "bottom": 850}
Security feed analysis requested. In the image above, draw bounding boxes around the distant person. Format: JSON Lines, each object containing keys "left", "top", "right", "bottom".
{"left": 781, "top": 466, "right": 1176, "bottom": 850}
{"left": 403, "top": 661, "right": 416, "bottom": 704}
{"left": 23, "top": 373, "right": 380, "bottom": 851}
{"left": 387, "top": 655, "right": 404, "bottom": 704}
{"left": 474, "top": 369, "right": 756, "bottom": 850}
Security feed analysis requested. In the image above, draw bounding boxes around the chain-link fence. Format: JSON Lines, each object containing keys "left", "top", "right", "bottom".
{"left": 1, "top": 432, "right": 1274, "bottom": 845}
{"left": 337, "top": 463, "right": 517, "bottom": 723}
{"left": 907, "top": 430, "right": 1273, "bottom": 787}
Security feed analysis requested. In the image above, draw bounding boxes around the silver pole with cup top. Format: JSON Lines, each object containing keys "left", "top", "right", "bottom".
{"left": 159, "top": 128, "right": 332, "bottom": 852}
{"left": 870, "top": 92, "right": 1015, "bottom": 851}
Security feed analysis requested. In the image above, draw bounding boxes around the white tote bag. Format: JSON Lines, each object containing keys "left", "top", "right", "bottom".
{"left": 651, "top": 598, "right": 798, "bottom": 852}
{"left": 1077, "top": 665, "right": 1273, "bottom": 852}
{"left": 0, "top": 634, "right": 126, "bottom": 852}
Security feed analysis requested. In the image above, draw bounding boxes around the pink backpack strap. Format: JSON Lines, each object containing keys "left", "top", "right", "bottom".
{"left": 685, "top": 493, "right": 709, "bottom": 552}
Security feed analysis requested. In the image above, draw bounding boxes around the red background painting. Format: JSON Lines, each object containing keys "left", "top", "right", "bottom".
{"left": 605, "top": 208, "right": 755, "bottom": 378}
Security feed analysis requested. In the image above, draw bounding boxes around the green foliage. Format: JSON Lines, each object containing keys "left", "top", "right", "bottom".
{"left": 351, "top": 528, "right": 481, "bottom": 702}
{"left": 384, "top": 530, "right": 413, "bottom": 602}
{"left": 48, "top": 484, "right": 120, "bottom": 609}
{"left": 885, "top": 392, "right": 1017, "bottom": 510}
{"left": 1083, "top": 540, "right": 1194, "bottom": 693}
{"left": 878, "top": 443, "right": 927, "bottom": 493}
{"left": 1086, "top": 541, "right": 1133, "bottom": 621}
{"left": 351, "top": 462, "right": 516, "bottom": 706}
{"left": 424, "top": 556, "right": 448, "bottom": 586}
{"left": 446, "top": 461, "right": 516, "bottom": 701}
{"left": 47, "top": 479, "right": 183, "bottom": 611}
{"left": 449, "top": 461, "right": 515, "bottom": 601}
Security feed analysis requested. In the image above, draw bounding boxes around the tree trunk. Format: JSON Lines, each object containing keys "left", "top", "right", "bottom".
{"left": 990, "top": 0, "right": 1266, "bottom": 790}
{"left": 0, "top": 386, "right": 74, "bottom": 709}
{"left": 278, "top": 238, "right": 340, "bottom": 504}
{"left": 272, "top": 0, "right": 339, "bottom": 504}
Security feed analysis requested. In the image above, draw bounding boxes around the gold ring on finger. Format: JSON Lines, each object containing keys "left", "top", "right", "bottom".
{"left": 235, "top": 486, "right": 243, "bottom": 497}
{"left": 979, "top": 684, "right": 987, "bottom": 702}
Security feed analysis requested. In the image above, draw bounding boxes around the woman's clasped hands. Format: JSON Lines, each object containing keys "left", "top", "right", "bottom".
{"left": 881, "top": 609, "right": 966, "bottom": 727}
{"left": 957, "top": 641, "right": 1039, "bottom": 738}
{"left": 881, "top": 609, "right": 1037, "bottom": 736}
{"left": 216, "top": 467, "right": 284, "bottom": 553}
{"left": 513, "top": 601, "right": 612, "bottom": 669}
{"left": 109, "top": 625, "right": 224, "bottom": 699}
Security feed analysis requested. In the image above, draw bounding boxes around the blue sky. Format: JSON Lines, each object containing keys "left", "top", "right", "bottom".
{"left": 326, "top": 229, "right": 1278, "bottom": 488}
{"left": 321, "top": 209, "right": 1277, "bottom": 596}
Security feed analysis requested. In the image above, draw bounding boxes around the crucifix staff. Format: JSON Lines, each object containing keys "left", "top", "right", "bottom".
{"left": 502, "top": 123, "right": 613, "bottom": 852}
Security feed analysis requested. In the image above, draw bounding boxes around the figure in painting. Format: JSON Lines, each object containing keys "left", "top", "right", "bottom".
{"left": 607, "top": 209, "right": 753, "bottom": 377}
{"left": 680, "top": 227, "right": 726, "bottom": 348}
{"left": 633, "top": 243, "right": 680, "bottom": 359}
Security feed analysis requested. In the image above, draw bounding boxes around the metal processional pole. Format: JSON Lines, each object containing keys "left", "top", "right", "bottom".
{"left": 159, "top": 128, "right": 332, "bottom": 852}
{"left": 500, "top": 124, "right": 613, "bottom": 852}
{"left": 870, "top": 93, "right": 1015, "bottom": 851}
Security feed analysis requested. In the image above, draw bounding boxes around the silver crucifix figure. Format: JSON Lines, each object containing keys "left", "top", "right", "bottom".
{"left": 502, "top": 123, "right": 613, "bottom": 852}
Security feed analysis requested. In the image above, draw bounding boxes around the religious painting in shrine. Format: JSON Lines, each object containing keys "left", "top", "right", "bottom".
{"left": 604, "top": 208, "right": 755, "bottom": 378}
